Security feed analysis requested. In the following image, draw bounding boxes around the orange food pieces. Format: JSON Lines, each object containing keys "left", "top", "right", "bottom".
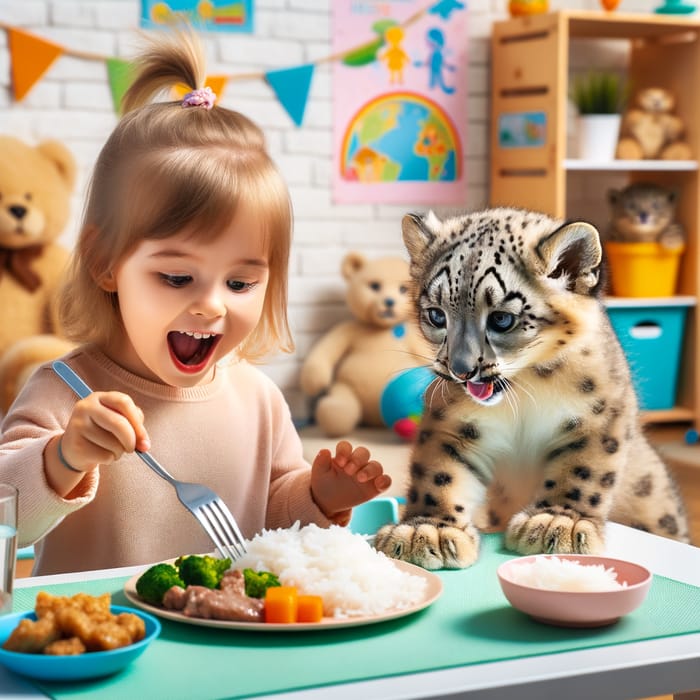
{"left": 264, "top": 586, "right": 324, "bottom": 623}
{"left": 296, "top": 595, "right": 323, "bottom": 623}
{"left": 264, "top": 586, "right": 298, "bottom": 623}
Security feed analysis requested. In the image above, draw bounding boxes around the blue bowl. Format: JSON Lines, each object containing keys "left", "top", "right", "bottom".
{"left": 0, "top": 605, "right": 160, "bottom": 681}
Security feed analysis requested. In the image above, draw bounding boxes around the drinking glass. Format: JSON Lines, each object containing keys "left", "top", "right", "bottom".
{"left": 0, "top": 484, "right": 18, "bottom": 614}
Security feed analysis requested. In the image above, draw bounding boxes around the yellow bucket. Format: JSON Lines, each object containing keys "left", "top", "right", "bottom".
{"left": 605, "top": 241, "right": 685, "bottom": 297}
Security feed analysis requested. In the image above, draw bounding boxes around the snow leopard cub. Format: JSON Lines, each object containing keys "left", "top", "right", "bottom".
{"left": 375, "top": 208, "right": 690, "bottom": 570}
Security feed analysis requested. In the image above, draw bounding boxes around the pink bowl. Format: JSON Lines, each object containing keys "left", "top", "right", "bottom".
{"left": 497, "top": 554, "right": 652, "bottom": 627}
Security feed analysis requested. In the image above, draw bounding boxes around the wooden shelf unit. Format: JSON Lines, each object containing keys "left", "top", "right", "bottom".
{"left": 490, "top": 10, "right": 700, "bottom": 427}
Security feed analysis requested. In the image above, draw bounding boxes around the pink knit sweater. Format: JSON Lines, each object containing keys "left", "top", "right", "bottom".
{"left": 0, "top": 345, "right": 333, "bottom": 575}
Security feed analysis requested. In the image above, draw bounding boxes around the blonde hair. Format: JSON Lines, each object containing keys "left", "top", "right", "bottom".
{"left": 59, "top": 29, "right": 293, "bottom": 361}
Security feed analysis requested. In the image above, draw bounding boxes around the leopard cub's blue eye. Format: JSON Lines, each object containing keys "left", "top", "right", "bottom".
{"left": 487, "top": 311, "right": 516, "bottom": 332}
{"left": 427, "top": 307, "right": 446, "bottom": 328}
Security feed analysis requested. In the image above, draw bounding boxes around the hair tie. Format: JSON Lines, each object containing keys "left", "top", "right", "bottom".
{"left": 181, "top": 86, "right": 216, "bottom": 110}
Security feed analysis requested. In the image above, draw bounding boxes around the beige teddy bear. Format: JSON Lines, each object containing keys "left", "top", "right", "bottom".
{"left": 616, "top": 87, "right": 691, "bottom": 160}
{"left": 299, "top": 252, "right": 429, "bottom": 437}
{"left": 0, "top": 136, "right": 76, "bottom": 413}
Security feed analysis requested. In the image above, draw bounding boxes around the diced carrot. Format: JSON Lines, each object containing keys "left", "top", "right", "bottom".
{"left": 296, "top": 595, "right": 323, "bottom": 623}
{"left": 264, "top": 586, "right": 298, "bottom": 623}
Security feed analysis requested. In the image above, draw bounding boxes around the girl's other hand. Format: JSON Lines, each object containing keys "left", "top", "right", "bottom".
{"left": 310, "top": 440, "right": 392, "bottom": 524}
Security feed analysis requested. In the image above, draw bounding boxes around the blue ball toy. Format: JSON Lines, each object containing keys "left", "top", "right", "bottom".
{"left": 380, "top": 366, "right": 435, "bottom": 440}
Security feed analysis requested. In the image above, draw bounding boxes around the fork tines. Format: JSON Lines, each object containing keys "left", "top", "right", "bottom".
{"left": 198, "top": 500, "right": 247, "bottom": 561}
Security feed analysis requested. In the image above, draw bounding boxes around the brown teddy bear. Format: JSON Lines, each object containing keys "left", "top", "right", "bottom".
{"left": 299, "top": 252, "right": 430, "bottom": 437}
{"left": 0, "top": 136, "right": 76, "bottom": 413}
{"left": 616, "top": 87, "right": 691, "bottom": 160}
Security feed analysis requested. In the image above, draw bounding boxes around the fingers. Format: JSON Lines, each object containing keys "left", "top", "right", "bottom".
{"left": 95, "top": 392, "right": 150, "bottom": 451}
{"left": 62, "top": 391, "right": 149, "bottom": 471}
{"left": 332, "top": 441, "right": 370, "bottom": 473}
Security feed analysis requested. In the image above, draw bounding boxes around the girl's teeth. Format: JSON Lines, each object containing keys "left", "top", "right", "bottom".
{"left": 181, "top": 331, "right": 214, "bottom": 339}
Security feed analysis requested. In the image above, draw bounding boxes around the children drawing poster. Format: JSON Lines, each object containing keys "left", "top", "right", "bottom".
{"left": 333, "top": 1, "right": 468, "bottom": 205}
{"left": 141, "top": 1, "right": 254, "bottom": 32}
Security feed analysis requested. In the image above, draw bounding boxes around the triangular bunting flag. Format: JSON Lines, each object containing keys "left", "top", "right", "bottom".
{"left": 265, "top": 64, "right": 314, "bottom": 127}
{"left": 171, "top": 75, "right": 228, "bottom": 103}
{"left": 8, "top": 28, "right": 64, "bottom": 101}
{"left": 106, "top": 58, "right": 135, "bottom": 114}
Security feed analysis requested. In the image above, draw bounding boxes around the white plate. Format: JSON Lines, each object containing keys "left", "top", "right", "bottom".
{"left": 123, "top": 559, "right": 442, "bottom": 632}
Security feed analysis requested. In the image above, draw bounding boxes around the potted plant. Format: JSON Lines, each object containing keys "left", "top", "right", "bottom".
{"left": 570, "top": 71, "right": 627, "bottom": 161}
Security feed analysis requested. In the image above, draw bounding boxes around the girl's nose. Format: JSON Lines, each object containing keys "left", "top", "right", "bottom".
{"left": 190, "top": 287, "right": 226, "bottom": 318}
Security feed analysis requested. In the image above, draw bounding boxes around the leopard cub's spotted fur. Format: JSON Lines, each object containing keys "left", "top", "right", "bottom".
{"left": 375, "top": 208, "right": 690, "bottom": 570}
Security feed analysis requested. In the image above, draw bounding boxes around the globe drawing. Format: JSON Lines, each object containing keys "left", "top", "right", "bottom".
{"left": 341, "top": 92, "right": 461, "bottom": 183}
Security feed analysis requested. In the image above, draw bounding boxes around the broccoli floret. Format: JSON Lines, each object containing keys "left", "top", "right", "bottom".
{"left": 243, "top": 568, "right": 281, "bottom": 598}
{"left": 175, "top": 554, "right": 231, "bottom": 589}
{"left": 135, "top": 563, "right": 184, "bottom": 605}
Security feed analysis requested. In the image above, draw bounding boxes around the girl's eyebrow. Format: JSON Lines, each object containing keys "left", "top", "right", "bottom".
{"left": 148, "top": 249, "right": 268, "bottom": 268}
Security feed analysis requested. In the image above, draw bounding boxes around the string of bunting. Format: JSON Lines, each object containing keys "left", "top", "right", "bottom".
{"left": 0, "top": 1, "right": 461, "bottom": 126}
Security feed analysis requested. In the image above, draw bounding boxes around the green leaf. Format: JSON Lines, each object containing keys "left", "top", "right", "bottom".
{"left": 570, "top": 71, "right": 628, "bottom": 115}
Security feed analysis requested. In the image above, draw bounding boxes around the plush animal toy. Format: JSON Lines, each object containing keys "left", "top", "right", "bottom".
{"left": 0, "top": 136, "right": 76, "bottom": 413}
{"left": 616, "top": 87, "right": 691, "bottom": 161}
{"left": 607, "top": 182, "right": 685, "bottom": 250}
{"left": 299, "top": 252, "right": 430, "bottom": 438}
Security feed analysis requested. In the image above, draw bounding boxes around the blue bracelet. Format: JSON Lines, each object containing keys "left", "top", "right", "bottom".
{"left": 57, "top": 437, "right": 84, "bottom": 474}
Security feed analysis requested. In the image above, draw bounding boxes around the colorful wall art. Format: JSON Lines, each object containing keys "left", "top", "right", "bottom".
{"left": 332, "top": 1, "right": 468, "bottom": 205}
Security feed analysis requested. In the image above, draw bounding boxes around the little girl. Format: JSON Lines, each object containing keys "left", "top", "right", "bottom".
{"left": 0, "top": 30, "right": 391, "bottom": 575}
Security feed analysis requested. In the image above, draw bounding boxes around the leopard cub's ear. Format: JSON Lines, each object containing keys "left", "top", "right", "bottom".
{"left": 401, "top": 211, "right": 441, "bottom": 260}
{"left": 535, "top": 221, "right": 602, "bottom": 296}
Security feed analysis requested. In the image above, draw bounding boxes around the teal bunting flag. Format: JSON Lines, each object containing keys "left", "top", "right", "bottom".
{"left": 265, "top": 63, "right": 314, "bottom": 126}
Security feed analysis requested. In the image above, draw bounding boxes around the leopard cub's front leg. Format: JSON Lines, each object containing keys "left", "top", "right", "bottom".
{"left": 502, "top": 421, "right": 626, "bottom": 555}
{"left": 374, "top": 416, "right": 486, "bottom": 570}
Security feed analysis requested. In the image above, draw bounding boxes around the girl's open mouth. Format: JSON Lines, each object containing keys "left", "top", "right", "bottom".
{"left": 167, "top": 331, "right": 221, "bottom": 373}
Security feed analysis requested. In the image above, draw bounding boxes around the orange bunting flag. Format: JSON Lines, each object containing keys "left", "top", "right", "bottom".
{"left": 8, "top": 28, "right": 64, "bottom": 101}
{"left": 172, "top": 75, "right": 228, "bottom": 103}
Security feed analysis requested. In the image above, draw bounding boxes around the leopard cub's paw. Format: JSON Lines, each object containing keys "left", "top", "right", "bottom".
{"left": 374, "top": 517, "right": 480, "bottom": 570}
{"left": 504, "top": 507, "right": 605, "bottom": 555}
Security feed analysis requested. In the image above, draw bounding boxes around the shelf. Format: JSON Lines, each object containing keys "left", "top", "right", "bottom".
{"left": 604, "top": 296, "right": 697, "bottom": 308}
{"left": 641, "top": 407, "right": 696, "bottom": 424}
{"left": 491, "top": 10, "right": 700, "bottom": 429}
{"left": 565, "top": 159, "right": 699, "bottom": 171}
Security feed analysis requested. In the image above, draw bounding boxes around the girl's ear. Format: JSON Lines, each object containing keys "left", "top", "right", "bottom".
{"left": 98, "top": 271, "right": 117, "bottom": 292}
{"left": 81, "top": 225, "right": 118, "bottom": 291}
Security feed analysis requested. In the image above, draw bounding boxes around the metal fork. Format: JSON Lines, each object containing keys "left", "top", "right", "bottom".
{"left": 52, "top": 360, "right": 247, "bottom": 561}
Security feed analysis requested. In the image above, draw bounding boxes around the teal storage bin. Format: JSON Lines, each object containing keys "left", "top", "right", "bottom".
{"left": 606, "top": 301, "right": 690, "bottom": 410}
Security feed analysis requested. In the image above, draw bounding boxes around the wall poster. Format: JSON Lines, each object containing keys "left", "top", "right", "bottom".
{"left": 333, "top": 1, "right": 468, "bottom": 205}
{"left": 141, "top": 1, "right": 254, "bottom": 32}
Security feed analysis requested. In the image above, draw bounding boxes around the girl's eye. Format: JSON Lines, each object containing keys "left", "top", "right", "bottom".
{"left": 487, "top": 311, "right": 516, "bottom": 332}
{"left": 426, "top": 307, "right": 446, "bottom": 329}
{"left": 160, "top": 273, "right": 192, "bottom": 288}
{"left": 227, "top": 280, "right": 255, "bottom": 292}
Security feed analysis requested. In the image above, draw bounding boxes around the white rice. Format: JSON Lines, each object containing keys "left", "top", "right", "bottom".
{"left": 234, "top": 522, "right": 427, "bottom": 618}
{"left": 508, "top": 556, "right": 626, "bottom": 592}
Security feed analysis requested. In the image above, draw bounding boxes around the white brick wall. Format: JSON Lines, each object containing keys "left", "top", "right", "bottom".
{"left": 0, "top": 0, "right": 659, "bottom": 422}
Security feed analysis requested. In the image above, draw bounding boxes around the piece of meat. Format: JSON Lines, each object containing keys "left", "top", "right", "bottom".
{"left": 179, "top": 584, "right": 264, "bottom": 622}
{"left": 219, "top": 569, "right": 246, "bottom": 595}
{"left": 43, "top": 636, "right": 86, "bottom": 655}
{"left": 162, "top": 585, "right": 188, "bottom": 610}
{"left": 2, "top": 615, "right": 61, "bottom": 653}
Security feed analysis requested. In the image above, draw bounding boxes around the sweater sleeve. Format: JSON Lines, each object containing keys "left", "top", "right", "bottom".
{"left": 0, "top": 365, "right": 98, "bottom": 547}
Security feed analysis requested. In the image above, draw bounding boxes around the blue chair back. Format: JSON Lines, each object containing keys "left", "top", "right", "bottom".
{"left": 349, "top": 497, "right": 400, "bottom": 535}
